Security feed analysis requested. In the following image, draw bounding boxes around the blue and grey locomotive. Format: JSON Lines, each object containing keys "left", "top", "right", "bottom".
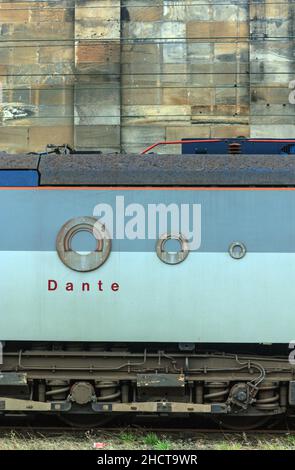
{"left": 1, "top": 138, "right": 295, "bottom": 427}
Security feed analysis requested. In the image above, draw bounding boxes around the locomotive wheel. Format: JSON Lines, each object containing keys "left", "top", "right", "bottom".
{"left": 211, "top": 415, "right": 274, "bottom": 431}
{"left": 58, "top": 413, "right": 115, "bottom": 429}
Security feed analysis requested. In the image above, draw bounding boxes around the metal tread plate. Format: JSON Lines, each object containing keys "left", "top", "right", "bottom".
{"left": 38, "top": 154, "right": 295, "bottom": 186}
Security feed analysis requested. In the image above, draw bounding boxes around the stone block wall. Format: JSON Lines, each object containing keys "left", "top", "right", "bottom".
{"left": 0, "top": 0, "right": 75, "bottom": 153}
{"left": 0, "top": 1, "right": 294, "bottom": 154}
{"left": 250, "top": 0, "right": 295, "bottom": 137}
{"left": 74, "top": 0, "right": 121, "bottom": 152}
{"left": 121, "top": 0, "right": 250, "bottom": 154}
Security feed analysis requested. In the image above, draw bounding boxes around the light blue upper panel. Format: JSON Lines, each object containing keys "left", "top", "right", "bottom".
{"left": 0, "top": 188, "right": 295, "bottom": 252}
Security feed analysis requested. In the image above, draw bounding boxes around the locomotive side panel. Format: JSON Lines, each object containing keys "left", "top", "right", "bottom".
{"left": 0, "top": 187, "right": 294, "bottom": 343}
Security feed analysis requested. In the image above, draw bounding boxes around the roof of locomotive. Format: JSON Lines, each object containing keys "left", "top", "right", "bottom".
{"left": 1, "top": 152, "right": 295, "bottom": 186}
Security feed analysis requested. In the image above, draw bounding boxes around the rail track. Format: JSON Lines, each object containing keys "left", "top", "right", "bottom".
{"left": 0, "top": 415, "right": 294, "bottom": 435}
{"left": 0, "top": 426, "right": 294, "bottom": 436}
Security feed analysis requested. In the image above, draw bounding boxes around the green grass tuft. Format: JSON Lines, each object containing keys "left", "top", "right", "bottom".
{"left": 154, "top": 439, "right": 172, "bottom": 450}
{"left": 215, "top": 441, "right": 243, "bottom": 451}
{"left": 143, "top": 432, "right": 159, "bottom": 447}
{"left": 119, "top": 432, "right": 136, "bottom": 444}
